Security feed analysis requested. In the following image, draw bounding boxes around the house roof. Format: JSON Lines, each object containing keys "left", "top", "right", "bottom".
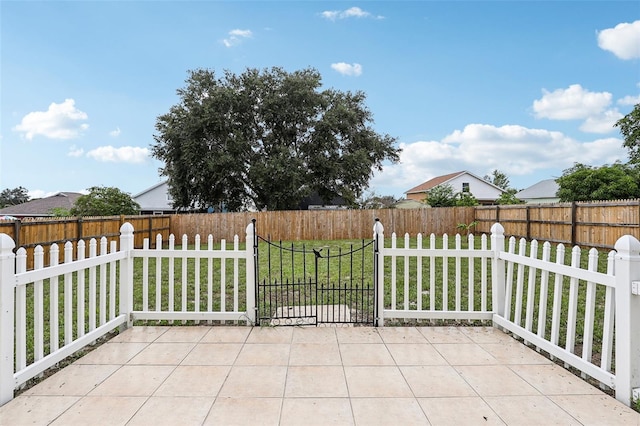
{"left": 405, "top": 171, "right": 466, "bottom": 194}
{"left": 405, "top": 170, "right": 505, "bottom": 194}
{"left": 516, "top": 179, "right": 559, "bottom": 199}
{"left": 0, "top": 192, "right": 83, "bottom": 217}
{"left": 132, "top": 180, "right": 167, "bottom": 198}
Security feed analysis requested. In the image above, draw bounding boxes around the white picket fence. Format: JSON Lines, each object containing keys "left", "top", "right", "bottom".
{"left": 0, "top": 221, "right": 638, "bottom": 407}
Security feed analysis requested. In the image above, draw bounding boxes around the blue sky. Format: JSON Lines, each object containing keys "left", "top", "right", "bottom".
{"left": 1, "top": 1, "right": 639, "bottom": 202}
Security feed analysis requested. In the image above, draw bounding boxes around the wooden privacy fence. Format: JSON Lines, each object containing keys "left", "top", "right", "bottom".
{"left": 0, "top": 215, "right": 170, "bottom": 269}
{"left": 170, "top": 207, "right": 475, "bottom": 242}
{"left": 475, "top": 200, "right": 640, "bottom": 249}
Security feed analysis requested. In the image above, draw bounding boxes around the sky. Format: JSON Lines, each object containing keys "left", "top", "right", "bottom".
{"left": 1, "top": 1, "right": 639, "bottom": 202}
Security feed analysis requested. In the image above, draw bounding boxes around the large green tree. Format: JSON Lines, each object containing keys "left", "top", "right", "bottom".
{"left": 0, "top": 187, "right": 30, "bottom": 208}
{"left": 556, "top": 162, "right": 640, "bottom": 202}
{"left": 615, "top": 103, "right": 640, "bottom": 163}
{"left": 70, "top": 186, "right": 140, "bottom": 216}
{"left": 151, "top": 67, "right": 401, "bottom": 211}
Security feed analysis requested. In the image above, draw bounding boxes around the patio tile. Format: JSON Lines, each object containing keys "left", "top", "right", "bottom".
{"left": 484, "top": 395, "right": 581, "bottom": 425}
{"left": 386, "top": 343, "right": 448, "bottom": 366}
{"left": 280, "top": 398, "right": 354, "bottom": 426}
{"left": 433, "top": 343, "right": 497, "bottom": 365}
{"left": 109, "top": 326, "right": 169, "bottom": 342}
{"left": 548, "top": 394, "right": 640, "bottom": 425}
{"left": 417, "top": 326, "right": 474, "bottom": 343}
{"left": 480, "top": 341, "right": 553, "bottom": 365}
{"left": 234, "top": 343, "right": 290, "bottom": 365}
{"left": 340, "top": 343, "right": 395, "bottom": 366}
{"left": 289, "top": 342, "right": 342, "bottom": 365}
{"left": 455, "top": 365, "right": 541, "bottom": 396}
{"left": 285, "top": 366, "right": 348, "bottom": 397}
{"left": 73, "top": 342, "right": 149, "bottom": 365}
{"left": 127, "top": 396, "right": 215, "bottom": 426}
{"left": 0, "top": 395, "right": 80, "bottom": 426}
{"left": 344, "top": 366, "right": 413, "bottom": 397}
{"left": 201, "top": 326, "right": 251, "bottom": 343}
{"left": 246, "top": 327, "right": 293, "bottom": 343}
{"left": 49, "top": 396, "right": 147, "bottom": 426}
{"left": 88, "top": 365, "right": 175, "bottom": 396}
{"left": 509, "top": 364, "right": 605, "bottom": 395}
{"left": 336, "top": 327, "right": 383, "bottom": 343}
{"left": 218, "top": 366, "right": 287, "bottom": 397}
{"left": 154, "top": 365, "right": 231, "bottom": 397}
{"left": 204, "top": 397, "right": 281, "bottom": 426}
{"left": 127, "top": 342, "right": 195, "bottom": 365}
{"left": 377, "top": 326, "right": 429, "bottom": 343}
{"left": 419, "top": 396, "right": 506, "bottom": 425}
{"left": 292, "top": 326, "right": 337, "bottom": 343}
{"left": 22, "top": 364, "right": 119, "bottom": 396}
{"left": 180, "top": 342, "right": 242, "bottom": 365}
{"left": 460, "top": 326, "right": 515, "bottom": 344}
{"left": 351, "top": 398, "right": 429, "bottom": 425}
{"left": 155, "top": 325, "right": 211, "bottom": 342}
{"left": 400, "top": 365, "right": 477, "bottom": 397}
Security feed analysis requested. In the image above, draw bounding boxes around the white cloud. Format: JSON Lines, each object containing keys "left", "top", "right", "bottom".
{"left": 223, "top": 29, "right": 252, "bottom": 47}
{"left": 321, "top": 7, "right": 383, "bottom": 21}
{"left": 13, "top": 99, "right": 89, "bottom": 140}
{"left": 370, "top": 123, "right": 627, "bottom": 193}
{"left": 86, "top": 146, "right": 149, "bottom": 163}
{"left": 579, "top": 109, "right": 623, "bottom": 133}
{"left": 331, "top": 62, "right": 363, "bottom": 76}
{"left": 68, "top": 145, "right": 84, "bottom": 157}
{"left": 532, "top": 84, "right": 612, "bottom": 120}
{"left": 597, "top": 20, "right": 640, "bottom": 60}
{"left": 109, "top": 127, "right": 121, "bottom": 137}
{"left": 618, "top": 95, "right": 640, "bottom": 106}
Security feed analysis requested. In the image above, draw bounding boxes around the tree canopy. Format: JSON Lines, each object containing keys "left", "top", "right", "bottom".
{"left": 70, "top": 186, "right": 140, "bottom": 216}
{"left": 483, "top": 169, "right": 510, "bottom": 190}
{"left": 615, "top": 103, "right": 640, "bottom": 163}
{"left": 151, "top": 67, "right": 401, "bottom": 211}
{"left": 0, "top": 187, "right": 29, "bottom": 208}
{"left": 555, "top": 162, "right": 640, "bottom": 202}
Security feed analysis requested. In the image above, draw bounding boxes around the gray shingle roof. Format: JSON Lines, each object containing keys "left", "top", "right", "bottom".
{"left": 516, "top": 179, "right": 559, "bottom": 199}
{"left": 0, "top": 192, "right": 83, "bottom": 217}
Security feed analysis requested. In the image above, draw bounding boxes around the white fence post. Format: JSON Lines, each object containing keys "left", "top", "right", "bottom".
{"left": 374, "top": 219, "right": 385, "bottom": 327}
{"left": 613, "top": 235, "right": 640, "bottom": 406}
{"left": 119, "top": 223, "right": 135, "bottom": 328}
{"left": 245, "top": 220, "right": 256, "bottom": 325}
{"left": 490, "top": 223, "right": 506, "bottom": 319}
{"left": 0, "top": 234, "right": 16, "bottom": 405}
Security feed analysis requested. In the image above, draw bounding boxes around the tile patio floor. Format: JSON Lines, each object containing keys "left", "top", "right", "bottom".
{"left": 0, "top": 325, "right": 638, "bottom": 425}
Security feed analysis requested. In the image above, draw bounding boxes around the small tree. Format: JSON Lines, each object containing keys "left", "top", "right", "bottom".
{"left": 483, "top": 169, "right": 510, "bottom": 190}
{"left": 495, "top": 191, "right": 524, "bottom": 205}
{"left": 71, "top": 186, "right": 140, "bottom": 216}
{"left": 425, "top": 184, "right": 456, "bottom": 207}
{"left": 358, "top": 191, "right": 398, "bottom": 209}
{"left": 0, "top": 187, "right": 30, "bottom": 208}
{"left": 455, "top": 191, "right": 479, "bottom": 206}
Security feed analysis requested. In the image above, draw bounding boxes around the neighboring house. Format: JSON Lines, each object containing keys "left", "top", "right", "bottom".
{"left": 133, "top": 181, "right": 181, "bottom": 215}
{"left": 299, "top": 192, "right": 348, "bottom": 210}
{"left": 405, "top": 171, "right": 505, "bottom": 205}
{"left": 515, "top": 179, "right": 560, "bottom": 204}
{"left": 0, "top": 192, "right": 83, "bottom": 218}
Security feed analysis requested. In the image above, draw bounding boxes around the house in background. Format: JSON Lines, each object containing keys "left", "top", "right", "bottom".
{"left": 404, "top": 171, "right": 505, "bottom": 205}
{"left": 133, "top": 181, "right": 182, "bottom": 215}
{"left": 0, "top": 192, "right": 83, "bottom": 218}
{"left": 515, "top": 179, "right": 560, "bottom": 204}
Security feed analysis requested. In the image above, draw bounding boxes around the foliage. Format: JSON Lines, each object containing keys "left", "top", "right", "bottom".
{"left": 425, "top": 184, "right": 456, "bottom": 207}
{"left": 483, "top": 169, "right": 510, "bottom": 190}
{"left": 615, "top": 103, "right": 640, "bottom": 164}
{"left": 495, "top": 190, "right": 524, "bottom": 205}
{"left": 152, "top": 67, "right": 401, "bottom": 211}
{"left": 556, "top": 162, "right": 640, "bottom": 202}
{"left": 49, "top": 207, "right": 72, "bottom": 217}
{"left": 70, "top": 186, "right": 140, "bottom": 216}
{"left": 358, "top": 191, "right": 399, "bottom": 209}
{"left": 0, "top": 186, "right": 29, "bottom": 208}
{"left": 455, "top": 191, "right": 479, "bottom": 206}
{"left": 456, "top": 220, "right": 478, "bottom": 235}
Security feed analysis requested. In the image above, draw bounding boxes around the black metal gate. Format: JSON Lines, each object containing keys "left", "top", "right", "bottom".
{"left": 253, "top": 220, "right": 380, "bottom": 326}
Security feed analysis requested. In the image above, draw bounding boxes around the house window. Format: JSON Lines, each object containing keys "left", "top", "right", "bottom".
{"left": 462, "top": 182, "right": 470, "bottom": 192}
